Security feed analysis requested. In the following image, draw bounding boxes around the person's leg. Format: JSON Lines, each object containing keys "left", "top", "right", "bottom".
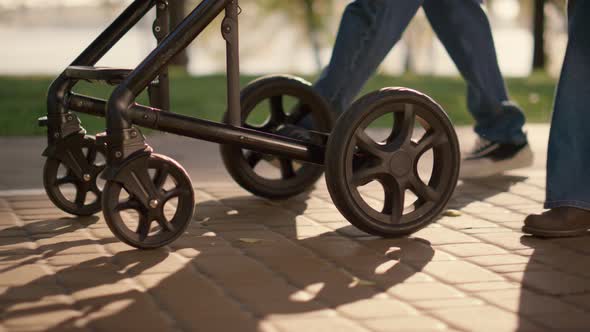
{"left": 422, "top": 0, "right": 532, "bottom": 178}
{"left": 423, "top": 0, "right": 526, "bottom": 144}
{"left": 524, "top": 0, "right": 590, "bottom": 237}
{"left": 313, "top": 0, "right": 423, "bottom": 116}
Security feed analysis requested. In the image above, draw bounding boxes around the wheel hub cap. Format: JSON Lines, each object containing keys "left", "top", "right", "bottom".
{"left": 388, "top": 150, "right": 412, "bottom": 177}
{"left": 149, "top": 199, "right": 160, "bottom": 209}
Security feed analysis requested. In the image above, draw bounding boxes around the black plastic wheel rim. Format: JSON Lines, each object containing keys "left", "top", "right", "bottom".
{"left": 43, "top": 136, "right": 106, "bottom": 216}
{"left": 102, "top": 155, "right": 194, "bottom": 249}
{"left": 239, "top": 94, "right": 327, "bottom": 182}
{"left": 220, "top": 76, "right": 332, "bottom": 199}
{"left": 344, "top": 99, "right": 456, "bottom": 228}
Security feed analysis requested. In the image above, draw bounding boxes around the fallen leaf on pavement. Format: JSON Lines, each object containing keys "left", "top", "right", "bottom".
{"left": 348, "top": 276, "right": 376, "bottom": 288}
{"left": 239, "top": 238, "right": 263, "bottom": 244}
{"left": 443, "top": 209, "right": 462, "bottom": 217}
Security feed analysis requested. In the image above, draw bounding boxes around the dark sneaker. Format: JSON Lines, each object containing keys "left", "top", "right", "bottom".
{"left": 523, "top": 207, "right": 590, "bottom": 238}
{"left": 263, "top": 125, "right": 309, "bottom": 169}
{"left": 459, "top": 137, "right": 533, "bottom": 179}
{"left": 276, "top": 124, "right": 312, "bottom": 142}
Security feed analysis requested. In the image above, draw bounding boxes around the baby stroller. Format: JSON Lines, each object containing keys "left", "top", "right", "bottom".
{"left": 39, "top": 0, "right": 460, "bottom": 249}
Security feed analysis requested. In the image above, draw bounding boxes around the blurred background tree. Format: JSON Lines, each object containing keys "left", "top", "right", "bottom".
{"left": 170, "top": 0, "right": 189, "bottom": 69}
{"left": 256, "top": 0, "right": 334, "bottom": 71}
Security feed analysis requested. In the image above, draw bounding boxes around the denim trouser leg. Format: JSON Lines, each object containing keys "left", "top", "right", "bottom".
{"left": 423, "top": 0, "right": 526, "bottom": 145}
{"left": 313, "top": 0, "right": 423, "bottom": 115}
{"left": 311, "top": 0, "right": 526, "bottom": 145}
{"left": 545, "top": 0, "right": 590, "bottom": 210}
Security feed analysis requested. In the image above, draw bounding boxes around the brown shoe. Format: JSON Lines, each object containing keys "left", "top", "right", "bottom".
{"left": 523, "top": 207, "right": 590, "bottom": 238}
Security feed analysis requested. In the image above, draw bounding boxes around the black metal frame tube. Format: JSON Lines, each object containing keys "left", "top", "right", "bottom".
{"left": 149, "top": 0, "right": 171, "bottom": 111}
{"left": 223, "top": 1, "right": 241, "bottom": 126}
{"left": 68, "top": 94, "right": 325, "bottom": 164}
{"left": 46, "top": 0, "right": 155, "bottom": 143}
{"left": 107, "top": 0, "right": 228, "bottom": 146}
{"left": 54, "top": 0, "right": 326, "bottom": 166}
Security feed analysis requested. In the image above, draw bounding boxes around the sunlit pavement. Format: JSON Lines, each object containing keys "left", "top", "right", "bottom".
{"left": 1, "top": 124, "right": 590, "bottom": 332}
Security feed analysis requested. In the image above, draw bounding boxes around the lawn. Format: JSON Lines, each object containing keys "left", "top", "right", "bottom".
{"left": 0, "top": 72, "right": 556, "bottom": 136}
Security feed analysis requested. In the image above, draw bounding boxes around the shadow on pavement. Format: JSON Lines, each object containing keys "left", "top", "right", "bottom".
{"left": 516, "top": 235, "right": 590, "bottom": 331}
{"left": 451, "top": 175, "right": 528, "bottom": 210}
{"left": 1, "top": 193, "right": 435, "bottom": 331}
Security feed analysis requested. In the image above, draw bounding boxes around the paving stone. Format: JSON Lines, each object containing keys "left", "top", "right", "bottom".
{"left": 336, "top": 298, "right": 417, "bottom": 319}
{"left": 0, "top": 283, "right": 64, "bottom": 302}
{"left": 0, "top": 136, "right": 588, "bottom": 332}
{"left": 412, "top": 297, "right": 485, "bottom": 310}
{"left": 363, "top": 316, "right": 448, "bottom": 332}
{"left": 477, "top": 288, "right": 582, "bottom": 314}
{"left": 268, "top": 317, "right": 367, "bottom": 332}
{"left": 455, "top": 281, "right": 521, "bottom": 293}
{"left": 504, "top": 270, "right": 590, "bottom": 295}
{"left": 435, "top": 243, "right": 507, "bottom": 257}
{"left": 466, "top": 254, "right": 531, "bottom": 267}
{"left": 487, "top": 262, "right": 550, "bottom": 274}
{"left": 528, "top": 310, "right": 590, "bottom": 330}
{"left": 387, "top": 282, "right": 466, "bottom": 302}
{"left": 432, "top": 305, "right": 541, "bottom": 332}
{"left": 0, "top": 264, "right": 54, "bottom": 286}
{"left": 421, "top": 261, "right": 504, "bottom": 284}
{"left": 562, "top": 293, "right": 590, "bottom": 311}
{"left": 0, "top": 212, "right": 20, "bottom": 225}
{"left": 411, "top": 228, "right": 480, "bottom": 245}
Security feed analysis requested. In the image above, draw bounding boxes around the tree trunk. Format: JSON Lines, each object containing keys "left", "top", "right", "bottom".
{"left": 170, "top": 0, "right": 189, "bottom": 69}
{"left": 303, "top": 0, "right": 323, "bottom": 71}
{"left": 532, "top": 0, "right": 546, "bottom": 71}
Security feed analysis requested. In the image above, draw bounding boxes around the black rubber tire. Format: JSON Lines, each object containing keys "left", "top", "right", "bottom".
{"left": 43, "top": 136, "right": 106, "bottom": 216}
{"left": 325, "top": 88, "right": 460, "bottom": 237}
{"left": 102, "top": 154, "right": 194, "bottom": 250}
{"left": 220, "top": 75, "right": 333, "bottom": 200}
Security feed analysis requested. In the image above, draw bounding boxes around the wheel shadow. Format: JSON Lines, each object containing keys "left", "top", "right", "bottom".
{"left": 1, "top": 192, "right": 435, "bottom": 331}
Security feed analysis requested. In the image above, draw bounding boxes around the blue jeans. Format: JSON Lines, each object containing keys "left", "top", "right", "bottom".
{"left": 312, "top": 0, "right": 526, "bottom": 145}
{"left": 545, "top": 0, "right": 590, "bottom": 210}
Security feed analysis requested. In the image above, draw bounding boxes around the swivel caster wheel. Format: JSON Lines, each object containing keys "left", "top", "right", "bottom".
{"left": 220, "top": 75, "right": 333, "bottom": 200}
{"left": 102, "top": 154, "right": 194, "bottom": 249}
{"left": 325, "top": 88, "right": 460, "bottom": 236}
{"left": 43, "top": 134, "right": 107, "bottom": 216}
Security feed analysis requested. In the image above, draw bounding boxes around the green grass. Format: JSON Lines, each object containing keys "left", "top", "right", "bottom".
{"left": 0, "top": 72, "right": 556, "bottom": 136}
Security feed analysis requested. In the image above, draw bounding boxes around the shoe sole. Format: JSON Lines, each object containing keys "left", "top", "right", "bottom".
{"left": 460, "top": 145, "right": 534, "bottom": 179}
{"left": 521, "top": 225, "right": 589, "bottom": 238}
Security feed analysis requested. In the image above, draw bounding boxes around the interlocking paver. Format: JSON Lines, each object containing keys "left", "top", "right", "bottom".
{"left": 1, "top": 127, "right": 589, "bottom": 331}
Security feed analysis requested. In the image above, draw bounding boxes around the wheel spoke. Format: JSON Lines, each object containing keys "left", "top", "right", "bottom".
{"left": 355, "top": 129, "right": 384, "bottom": 158}
{"left": 93, "top": 164, "right": 106, "bottom": 177}
{"left": 391, "top": 104, "right": 416, "bottom": 147}
{"left": 136, "top": 216, "right": 151, "bottom": 242}
{"left": 410, "top": 177, "right": 440, "bottom": 202}
{"left": 116, "top": 199, "right": 142, "bottom": 212}
{"left": 153, "top": 164, "right": 169, "bottom": 189}
{"left": 86, "top": 147, "right": 98, "bottom": 164}
{"left": 269, "top": 95, "right": 286, "bottom": 126}
{"left": 280, "top": 159, "right": 296, "bottom": 179}
{"left": 352, "top": 165, "right": 382, "bottom": 186}
{"left": 244, "top": 150, "right": 264, "bottom": 168}
{"left": 415, "top": 130, "right": 447, "bottom": 157}
{"left": 56, "top": 175, "right": 77, "bottom": 186}
{"left": 74, "top": 187, "right": 87, "bottom": 207}
{"left": 384, "top": 180, "right": 405, "bottom": 224}
{"left": 155, "top": 216, "right": 176, "bottom": 233}
{"left": 163, "top": 187, "right": 189, "bottom": 202}
{"left": 286, "top": 103, "right": 309, "bottom": 125}
{"left": 414, "top": 130, "right": 436, "bottom": 156}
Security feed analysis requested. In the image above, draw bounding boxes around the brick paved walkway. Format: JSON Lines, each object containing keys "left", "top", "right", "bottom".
{"left": 1, "top": 126, "right": 590, "bottom": 331}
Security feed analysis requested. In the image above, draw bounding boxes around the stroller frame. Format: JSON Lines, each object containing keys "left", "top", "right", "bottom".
{"left": 43, "top": 0, "right": 324, "bottom": 168}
